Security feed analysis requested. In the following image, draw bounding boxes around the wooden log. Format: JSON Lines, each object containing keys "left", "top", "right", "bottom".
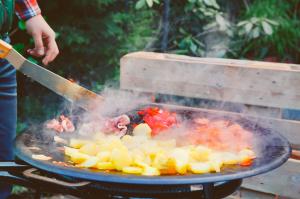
{"left": 120, "top": 52, "right": 300, "bottom": 110}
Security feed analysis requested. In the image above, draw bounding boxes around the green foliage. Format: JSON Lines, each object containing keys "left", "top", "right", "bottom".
{"left": 229, "top": 0, "right": 300, "bottom": 61}
{"left": 11, "top": 186, "right": 28, "bottom": 195}
{"left": 136, "top": 0, "right": 160, "bottom": 9}
{"left": 14, "top": 0, "right": 158, "bottom": 124}
{"left": 17, "top": 20, "right": 26, "bottom": 30}
{"left": 12, "top": 0, "right": 300, "bottom": 127}
{"left": 166, "top": 0, "right": 230, "bottom": 56}
{"left": 237, "top": 18, "right": 279, "bottom": 39}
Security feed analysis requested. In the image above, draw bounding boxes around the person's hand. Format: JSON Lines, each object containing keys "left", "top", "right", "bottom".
{"left": 25, "top": 14, "right": 59, "bottom": 65}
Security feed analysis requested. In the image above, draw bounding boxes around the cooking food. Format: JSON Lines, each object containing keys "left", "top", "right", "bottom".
{"left": 46, "top": 115, "right": 75, "bottom": 133}
{"left": 61, "top": 107, "right": 256, "bottom": 176}
{"left": 32, "top": 154, "right": 52, "bottom": 161}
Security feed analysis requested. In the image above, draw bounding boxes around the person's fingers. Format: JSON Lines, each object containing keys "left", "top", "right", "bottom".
{"left": 42, "top": 38, "right": 59, "bottom": 65}
{"left": 29, "top": 32, "right": 45, "bottom": 57}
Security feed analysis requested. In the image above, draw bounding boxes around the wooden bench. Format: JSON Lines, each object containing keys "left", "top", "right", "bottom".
{"left": 120, "top": 52, "right": 300, "bottom": 199}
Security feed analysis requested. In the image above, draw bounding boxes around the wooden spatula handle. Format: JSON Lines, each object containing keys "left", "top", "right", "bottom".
{"left": 0, "top": 39, "right": 12, "bottom": 59}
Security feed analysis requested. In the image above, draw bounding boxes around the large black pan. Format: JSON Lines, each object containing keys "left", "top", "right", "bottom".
{"left": 14, "top": 105, "right": 291, "bottom": 185}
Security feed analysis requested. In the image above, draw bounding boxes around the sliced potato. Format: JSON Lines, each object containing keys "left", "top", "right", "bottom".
{"left": 222, "top": 152, "right": 239, "bottom": 165}
{"left": 78, "top": 156, "right": 99, "bottom": 168}
{"left": 142, "top": 166, "right": 160, "bottom": 176}
{"left": 96, "top": 162, "right": 115, "bottom": 170}
{"left": 32, "top": 154, "right": 52, "bottom": 161}
{"left": 96, "top": 151, "right": 111, "bottom": 162}
{"left": 122, "top": 166, "right": 143, "bottom": 174}
{"left": 121, "top": 135, "right": 134, "bottom": 146}
{"left": 133, "top": 123, "right": 152, "bottom": 137}
{"left": 190, "top": 145, "right": 212, "bottom": 162}
{"left": 79, "top": 143, "right": 100, "bottom": 156}
{"left": 209, "top": 159, "right": 223, "bottom": 173}
{"left": 170, "top": 148, "right": 189, "bottom": 174}
{"left": 152, "top": 152, "right": 169, "bottom": 170}
{"left": 133, "top": 159, "right": 149, "bottom": 168}
{"left": 189, "top": 162, "right": 211, "bottom": 174}
{"left": 70, "top": 152, "right": 90, "bottom": 164}
{"left": 70, "top": 139, "right": 89, "bottom": 149}
{"left": 111, "top": 147, "right": 132, "bottom": 171}
{"left": 239, "top": 149, "right": 256, "bottom": 161}
{"left": 98, "top": 138, "right": 124, "bottom": 152}
{"left": 64, "top": 146, "right": 78, "bottom": 157}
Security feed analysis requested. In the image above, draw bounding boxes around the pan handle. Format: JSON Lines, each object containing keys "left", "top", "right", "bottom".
{"left": 23, "top": 168, "right": 91, "bottom": 187}
{"left": 0, "top": 39, "right": 12, "bottom": 59}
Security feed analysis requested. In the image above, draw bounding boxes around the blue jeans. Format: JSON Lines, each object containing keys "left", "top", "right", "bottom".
{"left": 0, "top": 38, "right": 17, "bottom": 198}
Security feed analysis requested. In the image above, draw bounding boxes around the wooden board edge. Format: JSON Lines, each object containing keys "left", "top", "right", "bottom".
{"left": 121, "top": 51, "right": 300, "bottom": 72}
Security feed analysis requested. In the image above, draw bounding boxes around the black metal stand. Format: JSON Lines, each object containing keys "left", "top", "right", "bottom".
{"left": 0, "top": 164, "right": 242, "bottom": 199}
{"left": 203, "top": 183, "right": 214, "bottom": 199}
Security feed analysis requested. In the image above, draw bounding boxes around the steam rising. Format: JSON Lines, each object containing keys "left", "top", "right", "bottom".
{"left": 36, "top": 84, "right": 284, "bottom": 160}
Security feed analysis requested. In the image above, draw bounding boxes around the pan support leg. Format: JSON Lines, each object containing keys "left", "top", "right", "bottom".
{"left": 203, "top": 183, "right": 214, "bottom": 199}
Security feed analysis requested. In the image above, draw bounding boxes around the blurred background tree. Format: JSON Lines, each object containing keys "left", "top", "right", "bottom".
{"left": 11, "top": 0, "right": 300, "bottom": 132}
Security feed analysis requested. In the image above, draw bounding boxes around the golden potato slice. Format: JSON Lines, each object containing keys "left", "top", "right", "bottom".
{"left": 32, "top": 154, "right": 52, "bottom": 161}
{"left": 96, "top": 162, "right": 115, "bottom": 170}
{"left": 121, "top": 135, "right": 134, "bottom": 146}
{"left": 141, "top": 141, "right": 160, "bottom": 160}
{"left": 64, "top": 146, "right": 78, "bottom": 157}
{"left": 96, "top": 151, "right": 111, "bottom": 162}
{"left": 189, "top": 162, "right": 211, "bottom": 174}
{"left": 69, "top": 139, "right": 90, "bottom": 149}
{"left": 79, "top": 143, "right": 100, "bottom": 156}
{"left": 133, "top": 159, "right": 149, "bottom": 168}
{"left": 239, "top": 149, "right": 256, "bottom": 161}
{"left": 133, "top": 123, "right": 152, "bottom": 137}
{"left": 209, "top": 159, "right": 223, "bottom": 173}
{"left": 170, "top": 148, "right": 190, "bottom": 174}
{"left": 221, "top": 152, "right": 239, "bottom": 165}
{"left": 111, "top": 147, "right": 132, "bottom": 171}
{"left": 152, "top": 152, "right": 169, "bottom": 170}
{"left": 98, "top": 138, "right": 124, "bottom": 152}
{"left": 70, "top": 152, "right": 90, "bottom": 164}
{"left": 78, "top": 157, "right": 99, "bottom": 168}
{"left": 142, "top": 166, "right": 160, "bottom": 176}
{"left": 122, "top": 166, "right": 143, "bottom": 174}
{"left": 190, "top": 145, "right": 212, "bottom": 162}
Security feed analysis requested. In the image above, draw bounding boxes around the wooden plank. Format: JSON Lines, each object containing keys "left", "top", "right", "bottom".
{"left": 120, "top": 52, "right": 300, "bottom": 109}
{"left": 242, "top": 159, "right": 300, "bottom": 199}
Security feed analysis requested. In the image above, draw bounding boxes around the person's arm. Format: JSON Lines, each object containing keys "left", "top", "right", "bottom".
{"left": 15, "top": 0, "right": 59, "bottom": 65}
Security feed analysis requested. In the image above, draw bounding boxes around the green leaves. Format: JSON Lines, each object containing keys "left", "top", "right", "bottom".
{"left": 230, "top": 0, "right": 300, "bottom": 61}
{"left": 13, "top": 43, "right": 25, "bottom": 54}
{"left": 203, "top": 0, "right": 219, "bottom": 9}
{"left": 261, "top": 21, "right": 273, "bottom": 35}
{"left": 176, "top": 28, "right": 205, "bottom": 56}
{"left": 146, "top": 0, "right": 153, "bottom": 7}
{"left": 28, "top": 57, "right": 38, "bottom": 64}
{"left": 18, "top": 20, "right": 26, "bottom": 30}
{"left": 135, "top": 0, "right": 160, "bottom": 9}
{"left": 237, "top": 17, "right": 278, "bottom": 39}
{"left": 135, "top": 0, "right": 146, "bottom": 9}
